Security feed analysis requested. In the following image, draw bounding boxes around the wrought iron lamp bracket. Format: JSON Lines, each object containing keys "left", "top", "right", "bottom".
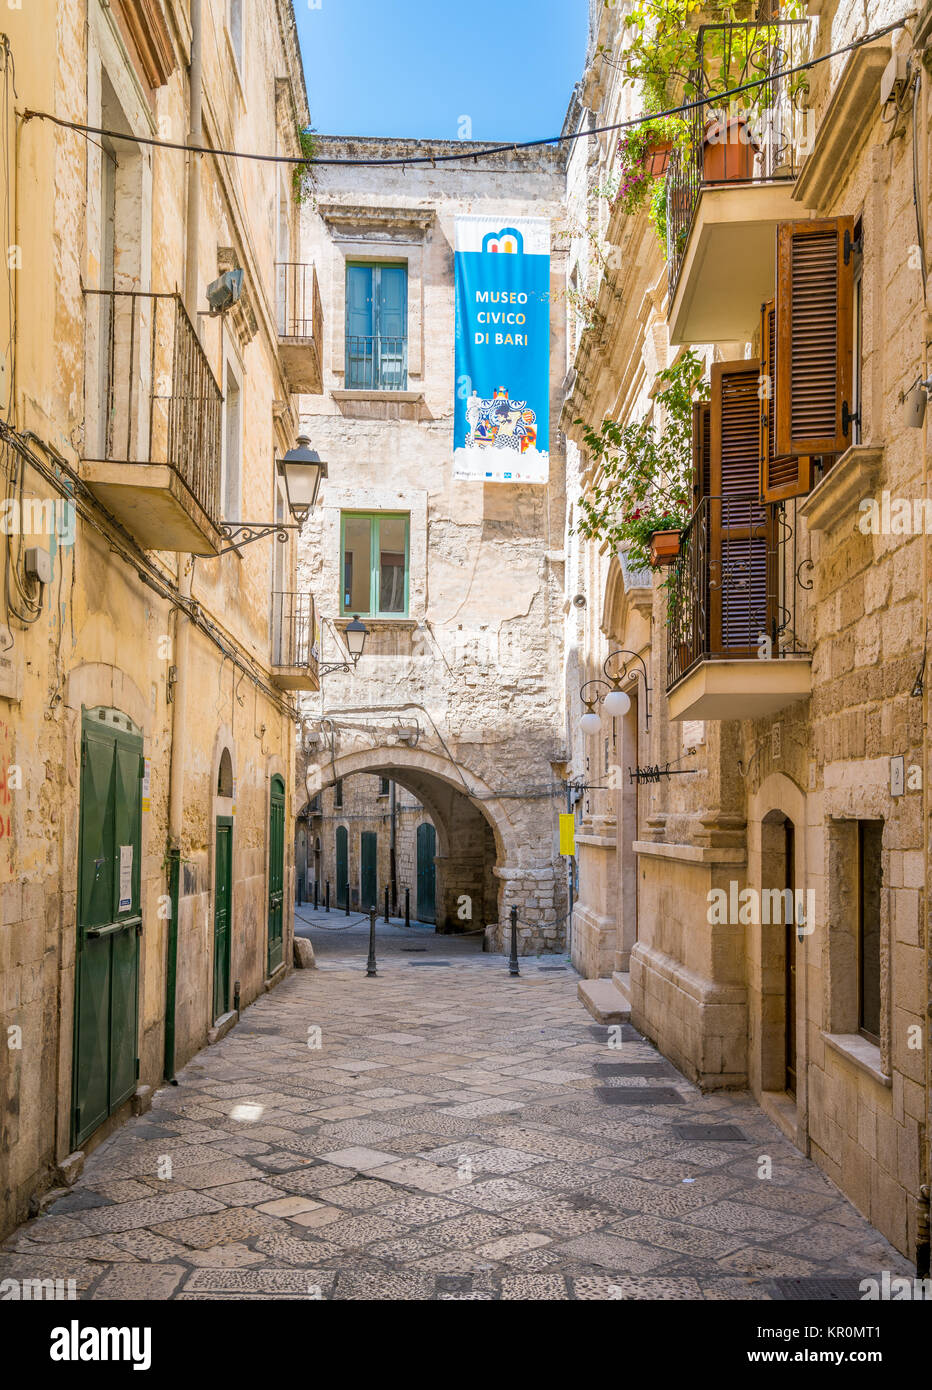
{"left": 216, "top": 521, "right": 303, "bottom": 556}
{"left": 603, "top": 648, "right": 652, "bottom": 728}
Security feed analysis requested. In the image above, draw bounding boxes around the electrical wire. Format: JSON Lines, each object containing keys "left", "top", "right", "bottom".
{"left": 19, "top": 18, "right": 909, "bottom": 171}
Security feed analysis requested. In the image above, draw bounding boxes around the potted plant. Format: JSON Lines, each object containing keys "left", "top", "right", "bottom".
{"left": 573, "top": 351, "right": 708, "bottom": 592}
{"left": 616, "top": 116, "right": 688, "bottom": 217}
{"left": 701, "top": 111, "right": 760, "bottom": 183}
{"left": 649, "top": 527, "right": 681, "bottom": 566}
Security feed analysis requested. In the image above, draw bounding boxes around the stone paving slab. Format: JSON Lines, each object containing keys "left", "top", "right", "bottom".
{"left": 0, "top": 946, "right": 914, "bottom": 1300}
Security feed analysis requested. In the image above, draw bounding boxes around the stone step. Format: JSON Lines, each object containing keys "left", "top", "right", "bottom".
{"left": 611, "top": 971, "right": 632, "bottom": 1009}
{"left": 577, "top": 976, "right": 631, "bottom": 1024}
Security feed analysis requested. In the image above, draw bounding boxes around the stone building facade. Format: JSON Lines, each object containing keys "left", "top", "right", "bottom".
{"left": 563, "top": 0, "right": 932, "bottom": 1267}
{"left": 294, "top": 138, "right": 571, "bottom": 951}
{"left": 0, "top": 0, "right": 314, "bottom": 1238}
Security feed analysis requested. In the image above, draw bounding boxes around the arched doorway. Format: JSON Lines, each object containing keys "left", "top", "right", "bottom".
{"left": 760, "top": 810, "right": 797, "bottom": 1096}
{"left": 335, "top": 824, "right": 348, "bottom": 908}
{"left": 267, "top": 775, "right": 285, "bottom": 975}
{"left": 416, "top": 821, "right": 436, "bottom": 924}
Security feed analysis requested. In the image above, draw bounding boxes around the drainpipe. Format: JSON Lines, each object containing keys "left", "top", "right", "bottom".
{"left": 183, "top": 0, "right": 202, "bottom": 320}
{"left": 918, "top": 54, "right": 931, "bottom": 1281}
{"left": 165, "top": 1, "right": 202, "bottom": 1078}
{"left": 389, "top": 779, "right": 397, "bottom": 914}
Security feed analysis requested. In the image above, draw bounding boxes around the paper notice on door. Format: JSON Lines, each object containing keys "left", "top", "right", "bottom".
{"left": 119, "top": 844, "right": 133, "bottom": 912}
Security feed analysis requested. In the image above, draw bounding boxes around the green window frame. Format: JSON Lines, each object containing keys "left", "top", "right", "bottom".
{"left": 340, "top": 512, "right": 410, "bottom": 618}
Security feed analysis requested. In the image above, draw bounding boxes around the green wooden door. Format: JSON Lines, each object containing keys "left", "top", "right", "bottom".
{"left": 335, "top": 824, "right": 348, "bottom": 908}
{"left": 360, "top": 831, "right": 378, "bottom": 912}
{"left": 73, "top": 708, "right": 142, "bottom": 1149}
{"left": 213, "top": 818, "right": 233, "bottom": 1020}
{"left": 416, "top": 822, "right": 436, "bottom": 924}
{"left": 268, "top": 776, "right": 285, "bottom": 974}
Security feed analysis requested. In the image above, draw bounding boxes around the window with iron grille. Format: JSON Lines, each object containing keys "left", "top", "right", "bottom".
{"left": 345, "top": 263, "right": 408, "bottom": 391}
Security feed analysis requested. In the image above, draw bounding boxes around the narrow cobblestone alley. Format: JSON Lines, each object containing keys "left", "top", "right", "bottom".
{"left": 0, "top": 934, "right": 912, "bottom": 1301}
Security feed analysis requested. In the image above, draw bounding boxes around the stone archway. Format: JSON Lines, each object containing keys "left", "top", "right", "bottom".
{"left": 304, "top": 744, "right": 561, "bottom": 951}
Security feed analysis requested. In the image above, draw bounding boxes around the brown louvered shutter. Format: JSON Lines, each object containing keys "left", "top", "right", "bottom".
{"left": 710, "top": 360, "right": 772, "bottom": 657}
{"left": 760, "top": 298, "right": 813, "bottom": 502}
{"left": 775, "top": 217, "right": 854, "bottom": 457}
{"left": 692, "top": 401, "right": 711, "bottom": 507}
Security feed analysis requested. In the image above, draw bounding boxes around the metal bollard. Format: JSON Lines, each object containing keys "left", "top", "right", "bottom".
{"left": 384, "top": 885, "right": 390, "bottom": 924}
{"left": 325, "top": 880, "right": 330, "bottom": 913}
{"left": 366, "top": 906, "right": 378, "bottom": 977}
{"left": 314, "top": 878, "right": 319, "bottom": 910}
{"left": 404, "top": 887, "right": 410, "bottom": 928}
{"left": 509, "top": 905, "right": 520, "bottom": 977}
{"left": 345, "top": 882, "right": 351, "bottom": 918}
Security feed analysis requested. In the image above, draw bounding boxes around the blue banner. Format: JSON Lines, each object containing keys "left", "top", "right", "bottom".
{"left": 454, "top": 216, "right": 551, "bottom": 483}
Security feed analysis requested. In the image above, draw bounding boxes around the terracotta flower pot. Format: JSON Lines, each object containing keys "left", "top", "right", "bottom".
{"left": 702, "top": 114, "right": 759, "bottom": 183}
{"left": 644, "top": 138, "right": 672, "bottom": 177}
{"left": 649, "top": 529, "right": 681, "bottom": 567}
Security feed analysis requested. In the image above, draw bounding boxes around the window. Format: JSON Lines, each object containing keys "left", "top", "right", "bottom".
{"left": 379, "top": 777, "right": 390, "bottom": 797}
{"left": 341, "top": 513, "right": 409, "bottom": 617}
{"left": 345, "top": 263, "right": 408, "bottom": 390}
{"left": 222, "top": 360, "right": 242, "bottom": 522}
{"left": 229, "top": 0, "right": 244, "bottom": 73}
{"left": 858, "top": 820, "right": 882, "bottom": 1043}
{"left": 334, "top": 778, "right": 343, "bottom": 808}
{"left": 851, "top": 217, "right": 863, "bottom": 447}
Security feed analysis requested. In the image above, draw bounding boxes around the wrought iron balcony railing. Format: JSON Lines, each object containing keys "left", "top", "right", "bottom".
{"left": 345, "top": 335, "right": 408, "bottom": 392}
{"left": 271, "top": 590, "right": 318, "bottom": 673}
{"left": 276, "top": 262, "right": 323, "bottom": 345}
{"left": 666, "top": 17, "right": 811, "bottom": 302}
{"left": 83, "top": 290, "right": 222, "bottom": 526}
{"left": 666, "top": 493, "right": 810, "bottom": 691}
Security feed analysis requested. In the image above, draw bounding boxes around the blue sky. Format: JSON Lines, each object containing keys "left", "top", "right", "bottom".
{"left": 295, "top": 0, "right": 590, "bottom": 143}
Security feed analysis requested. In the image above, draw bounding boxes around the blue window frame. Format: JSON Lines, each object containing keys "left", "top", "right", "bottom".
{"left": 345, "top": 263, "right": 408, "bottom": 391}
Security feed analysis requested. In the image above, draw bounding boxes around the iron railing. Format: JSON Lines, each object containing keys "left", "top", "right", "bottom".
{"left": 271, "top": 590, "right": 318, "bottom": 670}
{"left": 666, "top": 493, "right": 810, "bottom": 690}
{"left": 276, "top": 261, "right": 323, "bottom": 346}
{"left": 666, "top": 17, "right": 811, "bottom": 302}
{"left": 345, "top": 335, "right": 408, "bottom": 391}
{"left": 83, "top": 290, "right": 222, "bottom": 525}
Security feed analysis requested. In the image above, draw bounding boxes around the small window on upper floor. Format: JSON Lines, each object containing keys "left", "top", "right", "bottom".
{"left": 345, "top": 263, "right": 408, "bottom": 391}
{"left": 222, "top": 359, "right": 242, "bottom": 523}
{"left": 229, "top": 0, "right": 244, "bottom": 77}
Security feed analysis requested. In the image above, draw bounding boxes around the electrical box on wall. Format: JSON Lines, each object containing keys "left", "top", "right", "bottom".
{"left": 24, "top": 547, "right": 53, "bottom": 585}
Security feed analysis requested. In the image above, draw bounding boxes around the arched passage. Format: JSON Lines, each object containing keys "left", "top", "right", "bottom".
{"left": 304, "top": 745, "right": 533, "bottom": 941}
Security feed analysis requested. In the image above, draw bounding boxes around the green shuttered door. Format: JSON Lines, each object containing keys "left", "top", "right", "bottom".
{"left": 73, "top": 710, "right": 142, "bottom": 1149}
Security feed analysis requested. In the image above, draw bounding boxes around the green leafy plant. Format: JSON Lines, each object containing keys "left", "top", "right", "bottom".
{"left": 573, "top": 350, "right": 708, "bottom": 579}
{"left": 293, "top": 127, "right": 317, "bottom": 205}
{"left": 617, "top": 0, "right": 807, "bottom": 115}
{"left": 615, "top": 115, "right": 688, "bottom": 217}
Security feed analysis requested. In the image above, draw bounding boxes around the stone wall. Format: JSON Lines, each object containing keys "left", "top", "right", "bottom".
{"left": 295, "top": 137, "right": 572, "bottom": 954}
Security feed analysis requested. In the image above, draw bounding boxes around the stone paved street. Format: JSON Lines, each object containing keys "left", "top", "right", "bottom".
{"left": 1, "top": 924, "right": 912, "bottom": 1301}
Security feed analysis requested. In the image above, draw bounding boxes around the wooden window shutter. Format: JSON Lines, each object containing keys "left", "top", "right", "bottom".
{"left": 710, "top": 360, "right": 772, "bottom": 656}
{"left": 775, "top": 217, "right": 855, "bottom": 457}
{"left": 760, "top": 299, "right": 813, "bottom": 502}
{"left": 692, "top": 401, "right": 711, "bottom": 507}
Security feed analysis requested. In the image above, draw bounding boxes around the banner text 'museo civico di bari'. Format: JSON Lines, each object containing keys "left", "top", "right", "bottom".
{"left": 453, "top": 216, "right": 551, "bottom": 484}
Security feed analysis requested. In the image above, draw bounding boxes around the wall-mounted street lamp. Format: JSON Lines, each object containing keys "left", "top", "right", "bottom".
{"left": 217, "top": 436, "right": 327, "bottom": 554}
{"left": 578, "top": 648, "right": 652, "bottom": 733}
{"left": 318, "top": 615, "right": 368, "bottom": 676}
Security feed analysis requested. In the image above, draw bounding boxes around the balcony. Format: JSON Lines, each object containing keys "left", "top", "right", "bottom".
{"left": 270, "top": 591, "right": 319, "bottom": 691}
{"left": 665, "top": 494, "right": 811, "bottom": 721}
{"left": 345, "top": 335, "right": 408, "bottom": 392}
{"left": 82, "top": 291, "right": 223, "bottom": 555}
{"left": 276, "top": 263, "right": 324, "bottom": 394}
{"left": 666, "top": 17, "right": 810, "bottom": 345}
